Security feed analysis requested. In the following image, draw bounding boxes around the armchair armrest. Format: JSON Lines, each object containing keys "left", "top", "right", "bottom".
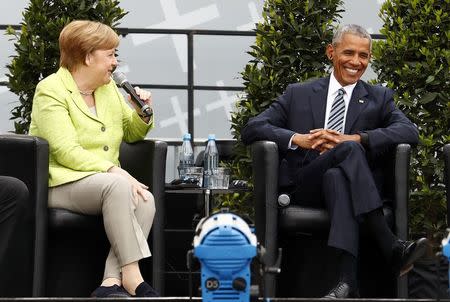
{"left": 119, "top": 139, "right": 167, "bottom": 294}
{"left": 392, "top": 143, "right": 412, "bottom": 299}
{"left": 0, "top": 134, "right": 49, "bottom": 296}
{"left": 393, "top": 144, "right": 411, "bottom": 241}
{"left": 251, "top": 140, "right": 279, "bottom": 296}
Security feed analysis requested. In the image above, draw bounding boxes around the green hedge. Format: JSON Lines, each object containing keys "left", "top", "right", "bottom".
{"left": 371, "top": 0, "right": 449, "bottom": 244}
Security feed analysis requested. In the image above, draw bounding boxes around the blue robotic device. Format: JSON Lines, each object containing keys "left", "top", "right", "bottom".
{"left": 193, "top": 212, "right": 257, "bottom": 302}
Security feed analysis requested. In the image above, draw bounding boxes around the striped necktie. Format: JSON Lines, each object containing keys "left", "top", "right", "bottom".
{"left": 327, "top": 88, "right": 346, "bottom": 133}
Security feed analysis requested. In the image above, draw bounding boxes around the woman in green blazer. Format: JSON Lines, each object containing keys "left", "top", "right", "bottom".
{"left": 30, "top": 20, "right": 158, "bottom": 297}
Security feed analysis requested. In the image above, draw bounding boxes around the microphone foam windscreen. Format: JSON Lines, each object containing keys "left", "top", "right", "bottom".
{"left": 112, "top": 71, "right": 127, "bottom": 86}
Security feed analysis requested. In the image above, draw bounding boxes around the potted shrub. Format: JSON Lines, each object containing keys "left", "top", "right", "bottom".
{"left": 372, "top": 0, "right": 450, "bottom": 298}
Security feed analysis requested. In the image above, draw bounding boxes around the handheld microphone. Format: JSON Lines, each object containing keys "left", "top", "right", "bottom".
{"left": 112, "top": 71, "right": 153, "bottom": 118}
{"left": 277, "top": 194, "right": 290, "bottom": 207}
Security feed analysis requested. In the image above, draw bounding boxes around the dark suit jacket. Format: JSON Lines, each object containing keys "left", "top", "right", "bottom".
{"left": 241, "top": 76, "right": 419, "bottom": 194}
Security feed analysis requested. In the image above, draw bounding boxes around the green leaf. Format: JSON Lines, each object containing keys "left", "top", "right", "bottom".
{"left": 419, "top": 92, "right": 438, "bottom": 104}
{"left": 425, "top": 75, "right": 435, "bottom": 84}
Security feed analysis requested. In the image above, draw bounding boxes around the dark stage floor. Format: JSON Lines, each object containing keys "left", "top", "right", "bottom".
{"left": 0, "top": 298, "right": 449, "bottom": 302}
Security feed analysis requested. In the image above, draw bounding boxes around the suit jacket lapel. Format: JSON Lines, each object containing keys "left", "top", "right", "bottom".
{"left": 93, "top": 86, "right": 107, "bottom": 121}
{"left": 57, "top": 68, "right": 102, "bottom": 123}
{"left": 310, "top": 77, "right": 329, "bottom": 129}
{"left": 345, "top": 81, "right": 369, "bottom": 133}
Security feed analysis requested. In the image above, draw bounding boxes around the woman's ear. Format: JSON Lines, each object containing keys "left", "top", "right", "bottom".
{"left": 85, "top": 53, "right": 91, "bottom": 66}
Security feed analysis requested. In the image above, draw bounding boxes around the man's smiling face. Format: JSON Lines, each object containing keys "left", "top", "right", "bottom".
{"left": 326, "top": 33, "right": 371, "bottom": 86}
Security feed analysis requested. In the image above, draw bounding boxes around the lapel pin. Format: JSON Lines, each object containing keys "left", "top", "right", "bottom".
{"left": 358, "top": 99, "right": 365, "bottom": 104}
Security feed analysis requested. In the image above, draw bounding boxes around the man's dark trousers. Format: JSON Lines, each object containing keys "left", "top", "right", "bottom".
{"left": 0, "top": 176, "right": 32, "bottom": 296}
{"left": 291, "top": 141, "right": 382, "bottom": 257}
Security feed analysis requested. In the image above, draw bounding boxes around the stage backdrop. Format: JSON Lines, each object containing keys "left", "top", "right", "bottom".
{"left": 0, "top": 0, "right": 384, "bottom": 180}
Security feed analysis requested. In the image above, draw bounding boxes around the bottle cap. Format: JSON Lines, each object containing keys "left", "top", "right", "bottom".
{"left": 183, "top": 133, "right": 191, "bottom": 140}
{"left": 207, "top": 134, "right": 216, "bottom": 140}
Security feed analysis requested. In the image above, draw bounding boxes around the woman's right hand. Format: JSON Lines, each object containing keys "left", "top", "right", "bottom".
{"left": 129, "top": 86, "right": 153, "bottom": 123}
{"left": 107, "top": 166, "right": 149, "bottom": 204}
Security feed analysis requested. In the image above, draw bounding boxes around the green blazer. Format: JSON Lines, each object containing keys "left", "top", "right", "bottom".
{"left": 30, "top": 67, "right": 153, "bottom": 187}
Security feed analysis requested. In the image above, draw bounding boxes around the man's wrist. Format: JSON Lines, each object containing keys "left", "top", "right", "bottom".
{"left": 293, "top": 133, "right": 306, "bottom": 148}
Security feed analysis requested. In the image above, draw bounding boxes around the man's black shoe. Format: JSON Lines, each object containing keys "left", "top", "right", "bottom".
{"left": 323, "top": 281, "right": 359, "bottom": 299}
{"left": 392, "top": 237, "right": 429, "bottom": 277}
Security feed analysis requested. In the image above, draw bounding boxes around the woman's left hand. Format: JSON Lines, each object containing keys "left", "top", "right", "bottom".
{"left": 108, "top": 166, "right": 149, "bottom": 205}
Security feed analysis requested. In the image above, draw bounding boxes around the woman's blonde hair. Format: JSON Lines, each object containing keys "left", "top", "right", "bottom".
{"left": 59, "top": 20, "right": 119, "bottom": 71}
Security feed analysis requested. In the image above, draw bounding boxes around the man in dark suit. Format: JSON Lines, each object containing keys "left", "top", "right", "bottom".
{"left": 241, "top": 24, "right": 428, "bottom": 298}
{"left": 0, "top": 175, "right": 32, "bottom": 296}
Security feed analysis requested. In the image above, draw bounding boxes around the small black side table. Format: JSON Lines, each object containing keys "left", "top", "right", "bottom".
{"left": 165, "top": 185, "right": 250, "bottom": 217}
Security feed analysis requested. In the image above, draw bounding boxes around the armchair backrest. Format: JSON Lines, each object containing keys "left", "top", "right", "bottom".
{"left": 0, "top": 134, "right": 49, "bottom": 296}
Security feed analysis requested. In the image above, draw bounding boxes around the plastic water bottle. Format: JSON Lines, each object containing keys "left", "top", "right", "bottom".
{"left": 178, "top": 133, "right": 194, "bottom": 179}
{"left": 203, "top": 134, "right": 219, "bottom": 188}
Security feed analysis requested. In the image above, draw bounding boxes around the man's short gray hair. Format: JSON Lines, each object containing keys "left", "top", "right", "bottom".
{"left": 332, "top": 24, "right": 372, "bottom": 49}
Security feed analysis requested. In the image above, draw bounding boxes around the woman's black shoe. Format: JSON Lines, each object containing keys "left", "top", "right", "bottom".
{"left": 91, "top": 284, "right": 130, "bottom": 297}
{"left": 134, "top": 281, "right": 160, "bottom": 297}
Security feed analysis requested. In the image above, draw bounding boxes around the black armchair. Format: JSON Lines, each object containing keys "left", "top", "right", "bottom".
{"left": 0, "top": 134, "right": 167, "bottom": 297}
{"left": 251, "top": 141, "right": 412, "bottom": 298}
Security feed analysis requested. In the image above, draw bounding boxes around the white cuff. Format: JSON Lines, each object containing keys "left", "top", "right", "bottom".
{"left": 288, "top": 134, "right": 298, "bottom": 150}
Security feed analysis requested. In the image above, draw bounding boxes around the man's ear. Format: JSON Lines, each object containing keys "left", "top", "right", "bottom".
{"left": 326, "top": 44, "right": 334, "bottom": 60}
